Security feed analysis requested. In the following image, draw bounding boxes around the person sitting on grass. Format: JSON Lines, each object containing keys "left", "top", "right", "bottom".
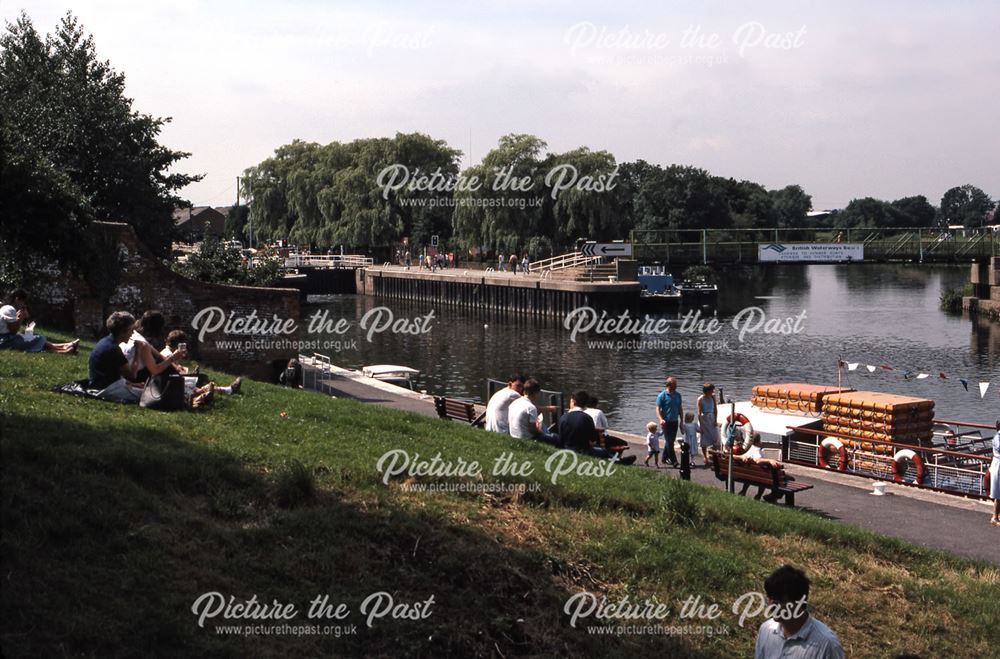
{"left": 485, "top": 374, "right": 525, "bottom": 434}
{"left": 737, "top": 433, "right": 783, "bottom": 501}
{"left": 88, "top": 311, "right": 146, "bottom": 403}
{"left": 559, "top": 391, "right": 636, "bottom": 463}
{"left": 0, "top": 291, "right": 79, "bottom": 354}
{"left": 162, "top": 330, "right": 242, "bottom": 396}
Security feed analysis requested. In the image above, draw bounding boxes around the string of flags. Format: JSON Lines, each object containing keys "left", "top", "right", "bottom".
{"left": 837, "top": 359, "right": 997, "bottom": 399}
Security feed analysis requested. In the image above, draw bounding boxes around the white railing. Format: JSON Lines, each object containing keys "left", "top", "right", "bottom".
{"left": 284, "top": 254, "right": 374, "bottom": 268}
{"left": 532, "top": 251, "right": 601, "bottom": 272}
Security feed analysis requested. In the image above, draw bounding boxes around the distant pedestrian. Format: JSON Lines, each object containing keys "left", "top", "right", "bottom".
{"left": 655, "top": 376, "right": 683, "bottom": 467}
{"left": 990, "top": 420, "right": 999, "bottom": 527}
{"left": 509, "top": 253, "right": 518, "bottom": 274}
{"left": 697, "top": 383, "right": 720, "bottom": 461}
{"left": 498, "top": 253, "right": 505, "bottom": 272}
{"left": 521, "top": 254, "right": 530, "bottom": 274}
{"left": 835, "top": 231, "right": 844, "bottom": 244}
{"left": 644, "top": 421, "right": 662, "bottom": 468}
{"left": 404, "top": 251, "right": 411, "bottom": 270}
{"left": 754, "top": 565, "right": 845, "bottom": 659}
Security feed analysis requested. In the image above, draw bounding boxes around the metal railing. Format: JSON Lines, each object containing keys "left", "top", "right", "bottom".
{"left": 284, "top": 254, "right": 374, "bottom": 268}
{"left": 532, "top": 252, "right": 601, "bottom": 272}
{"left": 785, "top": 423, "right": 991, "bottom": 498}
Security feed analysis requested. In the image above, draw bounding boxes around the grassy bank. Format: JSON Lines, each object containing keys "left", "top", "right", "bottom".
{"left": 2, "top": 332, "right": 998, "bottom": 658}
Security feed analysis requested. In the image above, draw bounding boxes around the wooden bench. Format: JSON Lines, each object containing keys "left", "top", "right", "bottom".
{"left": 708, "top": 451, "right": 813, "bottom": 507}
{"left": 434, "top": 396, "right": 486, "bottom": 427}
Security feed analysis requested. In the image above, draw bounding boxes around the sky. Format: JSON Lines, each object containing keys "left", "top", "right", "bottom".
{"left": 4, "top": 0, "right": 999, "bottom": 210}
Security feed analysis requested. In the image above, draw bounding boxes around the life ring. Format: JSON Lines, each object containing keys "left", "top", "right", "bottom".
{"left": 817, "top": 438, "right": 847, "bottom": 472}
{"left": 892, "top": 449, "right": 924, "bottom": 485}
{"left": 725, "top": 413, "right": 754, "bottom": 454}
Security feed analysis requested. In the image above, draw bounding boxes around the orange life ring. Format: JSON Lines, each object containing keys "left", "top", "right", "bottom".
{"left": 892, "top": 449, "right": 924, "bottom": 485}
{"left": 817, "top": 438, "right": 847, "bottom": 472}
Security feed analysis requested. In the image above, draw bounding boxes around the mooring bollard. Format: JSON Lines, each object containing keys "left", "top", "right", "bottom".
{"left": 680, "top": 440, "right": 691, "bottom": 481}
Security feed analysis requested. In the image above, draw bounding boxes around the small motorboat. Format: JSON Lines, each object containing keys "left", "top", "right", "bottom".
{"left": 676, "top": 280, "right": 719, "bottom": 301}
{"left": 361, "top": 364, "right": 420, "bottom": 390}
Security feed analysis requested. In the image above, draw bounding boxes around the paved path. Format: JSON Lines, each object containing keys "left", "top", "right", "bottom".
{"left": 302, "top": 362, "right": 999, "bottom": 566}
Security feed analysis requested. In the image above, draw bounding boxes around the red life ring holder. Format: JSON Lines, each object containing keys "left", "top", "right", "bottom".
{"left": 817, "top": 438, "right": 847, "bottom": 472}
{"left": 725, "top": 413, "right": 754, "bottom": 454}
{"left": 892, "top": 449, "right": 924, "bottom": 485}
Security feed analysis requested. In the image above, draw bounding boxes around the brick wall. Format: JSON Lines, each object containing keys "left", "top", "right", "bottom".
{"left": 60, "top": 222, "right": 300, "bottom": 381}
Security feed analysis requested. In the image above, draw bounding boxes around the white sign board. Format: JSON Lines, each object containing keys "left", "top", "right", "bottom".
{"left": 758, "top": 243, "right": 864, "bottom": 263}
{"left": 581, "top": 242, "right": 633, "bottom": 257}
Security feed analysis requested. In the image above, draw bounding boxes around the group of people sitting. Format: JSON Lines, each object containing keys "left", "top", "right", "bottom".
{"left": 0, "top": 289, "right": 80, "bottom": 354}
{"left": 483, "top": 375, "right": 636, "bottom": 464}
{"left": 86, "top": 310, "right": 241, "bottom": 407}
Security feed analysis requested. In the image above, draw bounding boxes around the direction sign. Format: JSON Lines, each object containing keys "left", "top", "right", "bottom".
{"left": 580, "top": 242, "right": 632, "bottom": 257}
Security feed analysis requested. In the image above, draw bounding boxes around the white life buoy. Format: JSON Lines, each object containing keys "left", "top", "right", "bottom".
{"left": 892, "top": 449, "right": 924, "bottom": 485}
{"left": 725, "top": 413, "right": 754, "bottom": 454}
{"left": 817, "top": 437, "right": 848, "bottom": 472}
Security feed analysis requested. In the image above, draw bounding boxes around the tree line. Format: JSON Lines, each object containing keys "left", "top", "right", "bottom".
{"left": 241, "top": 134, "right": 997, "bottom": 256}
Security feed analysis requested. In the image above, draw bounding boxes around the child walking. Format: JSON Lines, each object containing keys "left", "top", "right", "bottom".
{"left": 682, "top": 412, "right": 700, "bottom": 466}
{"left": 644, "top": 421, "right": 662, "bottom": 468}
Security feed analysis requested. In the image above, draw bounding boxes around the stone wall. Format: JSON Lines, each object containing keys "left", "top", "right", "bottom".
{"left": 964, "top": 257, "right": 1000, "bottom": 321}
{"left": 41, "top": 222, "right": 300, "bottom": 381}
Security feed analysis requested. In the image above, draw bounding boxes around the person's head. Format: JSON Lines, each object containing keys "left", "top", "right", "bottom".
{"left": 646, "top": 421, "right": 658, "bottom": 433}
{"left": 763, "top": 565, "right": 810, "bottom": 619}
{"left": 589, "top": 395, "right": 601, "bottom": 408}
{"left": 287, "top": 358, "right": 300, "bottom": 369}
{"left": 665, "top": 376, "right": 677, "bottom": 391}
{"left": 571, "top": 390, "right": 590, "bottom": 409}
{"left": 995, "top": 419, "right": 1000, "bottom": 431}
{"left": 703, "top": 383, "right": 715, "bottom": 396}
{"left": 8, "top": 289, "right": 28, "bottom": 308}
{"left": 684, "top": 411, "right": 695, "bottom": 423}
{"left": 135, "top": 310, "right": 166, "bottom": 340}
{"left": 507, "top": 374, "right": 525, "bottom": 393}
{"left": 165, "top": 330, "right": 187, "bottom": 350}
{"left": 753, "top": 433, "right": 762, "bottom": 446}
{"left": 522, "top": 378, "right": 541, "bottom": 400}
{"left": 106, "top": 311, "right": 136, "bottom": 341}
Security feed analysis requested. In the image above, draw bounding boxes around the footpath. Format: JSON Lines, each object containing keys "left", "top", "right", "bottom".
{"left": 302, "top": 361, "right": 999, "bottom": 566}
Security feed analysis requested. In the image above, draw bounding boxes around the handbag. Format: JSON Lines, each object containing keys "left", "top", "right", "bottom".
{"left": 139, "top": 373, "right": 187, "bottom": 411}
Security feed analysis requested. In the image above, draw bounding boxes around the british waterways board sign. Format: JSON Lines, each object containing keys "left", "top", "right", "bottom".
{"left": 758, "top": 243, "right": 864, "bottom": 262}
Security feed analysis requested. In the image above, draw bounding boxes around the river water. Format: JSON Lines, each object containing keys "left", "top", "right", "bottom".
{"left": 305, "top": 264, "right": 999, "bottom": 430}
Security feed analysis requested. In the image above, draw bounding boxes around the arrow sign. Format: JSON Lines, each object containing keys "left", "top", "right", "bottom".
{"left": 581, "top": 242, "right": 633, "bottom": 257}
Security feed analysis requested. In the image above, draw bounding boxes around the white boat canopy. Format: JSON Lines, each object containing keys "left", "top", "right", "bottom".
{"left": 362, "top": 365, "right": 420, "bottom": 378}
{"left": 719, "top": 401, "right": 822, "bottom": 437}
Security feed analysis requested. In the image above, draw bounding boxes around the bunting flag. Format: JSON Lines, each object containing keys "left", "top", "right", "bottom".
{"left": 840, "top": 358, "right": 994, "bottom": 399}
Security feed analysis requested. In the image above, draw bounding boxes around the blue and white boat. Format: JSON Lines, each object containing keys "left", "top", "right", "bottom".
{"left": 638, "top": 265, "right": 682, "bottom": 309}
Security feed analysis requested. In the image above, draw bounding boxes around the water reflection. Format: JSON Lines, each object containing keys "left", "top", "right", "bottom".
{"left": 305, "top": 264, "right": 998, "bottom": 429}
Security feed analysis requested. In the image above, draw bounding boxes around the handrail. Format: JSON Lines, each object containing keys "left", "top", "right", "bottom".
{"left": 789, "top": 425, "right": 991, "bottom": 462}
{"left": 284, "top": 254, "right": 374, "bottom": 268}
{"left": 532, "top": 251, "right": 602, "bottom": 272}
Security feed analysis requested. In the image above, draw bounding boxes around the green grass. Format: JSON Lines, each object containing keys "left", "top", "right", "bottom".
{"left": 2, "top": 330, "right": 998, "bottom": 658}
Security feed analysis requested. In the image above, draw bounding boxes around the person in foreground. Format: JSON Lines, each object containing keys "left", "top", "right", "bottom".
{"left": 990, "top": 419, "right": 1000, "bottom": 527}
{"left": 755, "top": 565, "right": 845, "bottom": 659}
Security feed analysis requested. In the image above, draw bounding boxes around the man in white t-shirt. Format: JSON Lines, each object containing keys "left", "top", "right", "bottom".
{"left": 484, "top": 375, "right": 524, "bottom": 434}
{"left": 508, "top": 378, "right": 559, "bottom": 445}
